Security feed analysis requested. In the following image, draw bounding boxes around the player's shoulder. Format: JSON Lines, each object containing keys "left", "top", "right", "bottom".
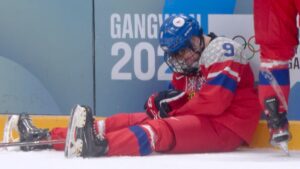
{"left": 204, "top": 36, "right": 243, "bottom": 54}
{"left": 200, "top": 36, "right": 246, "bottom": 68}
{"left": 214, "top": 36, "right": 241, "bottom": 45}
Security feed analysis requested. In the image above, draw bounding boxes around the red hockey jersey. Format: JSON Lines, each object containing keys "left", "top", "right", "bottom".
{"left": 170, "top": 37, "right": 261, "bottom": 144}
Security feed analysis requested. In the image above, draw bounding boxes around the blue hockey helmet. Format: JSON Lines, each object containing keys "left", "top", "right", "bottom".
{"left": 159, "top": 14, "right": 202, "bottom": 55}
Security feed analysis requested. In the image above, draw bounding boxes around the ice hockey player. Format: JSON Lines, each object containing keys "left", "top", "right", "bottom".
{"left": 253, "top": 0, "right": 299, "bottom": 152}
{"left": 4, "top": 14, "right": 260, "bottom": 158}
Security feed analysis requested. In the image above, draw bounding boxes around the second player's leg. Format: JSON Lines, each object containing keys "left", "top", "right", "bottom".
{"left": 50, "top": 112, "right": 149, "bottom": 151}
{"left": 254, "top": 0, "right": 297, "bottom": 148}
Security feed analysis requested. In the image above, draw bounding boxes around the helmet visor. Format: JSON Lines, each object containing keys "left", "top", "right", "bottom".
{"left": 165, "top": 47, "right": 200, "bottom": 75}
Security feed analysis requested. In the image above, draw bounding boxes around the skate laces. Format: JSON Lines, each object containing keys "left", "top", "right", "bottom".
{"left": 19, "top": 114, "right": 36, "bottom": 131}
{"left": 93, "top": 120, "right": 103, "bottom": 140}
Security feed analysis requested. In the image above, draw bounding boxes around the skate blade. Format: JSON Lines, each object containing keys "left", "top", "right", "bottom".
{"left": 278, "top": 141, "right": 290, "bottom": 156}
{"left": 64, "top": 105, "right": 87, "bottom": 158}
{"left": 65, "top": 139, "right": 83, "bottom": 157}
{"left": 2, "top": 115, "right": 20, "bottom": 148}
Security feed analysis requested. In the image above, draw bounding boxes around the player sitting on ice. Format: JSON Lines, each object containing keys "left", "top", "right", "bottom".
{"left": 3, "top": 14, "right": 261, "bottom": 158}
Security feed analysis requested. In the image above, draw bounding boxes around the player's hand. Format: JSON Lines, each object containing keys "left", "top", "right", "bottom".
{"left": 144, "top": 89, "right": 189, "bottom": 119}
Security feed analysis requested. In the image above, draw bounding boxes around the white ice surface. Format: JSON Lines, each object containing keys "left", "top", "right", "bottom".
{"left": 0, "top": 148, "right": 300, "bottom": 169}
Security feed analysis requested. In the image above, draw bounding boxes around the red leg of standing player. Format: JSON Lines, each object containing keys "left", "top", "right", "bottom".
{"left": 254, "top": 0, "right": 300, "bottom": 149}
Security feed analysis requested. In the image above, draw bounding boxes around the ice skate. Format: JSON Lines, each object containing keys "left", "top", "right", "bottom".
{"left": 265, "top": 97, "right": 291, "bottom": 155}
{"left": 2, "top": 113, "right": 51, "bottom": 151}
{"left": 64, "top": 105, "right": 108, "bottom": 158}
{"left": 17, "top": 113, "right": 51, "bottom": 151}
{"left": 269, "top": 125, "right": 290, "bottom": 155}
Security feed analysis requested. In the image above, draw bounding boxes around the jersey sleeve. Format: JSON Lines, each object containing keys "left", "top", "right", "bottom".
{"left": 171, "top": 38, "right": 248, "bottom": 116}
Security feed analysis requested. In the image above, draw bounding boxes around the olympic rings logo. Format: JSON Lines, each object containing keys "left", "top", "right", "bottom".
{"left": 232, "top": 35, "right": 260, "bottom": 60}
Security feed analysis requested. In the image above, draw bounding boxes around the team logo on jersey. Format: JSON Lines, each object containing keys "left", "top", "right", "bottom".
{"left": 175, "top": 75, "right": 185, "bottom": 80}
{"left": 186, "top": 75, "right": 205, "bottom": 95}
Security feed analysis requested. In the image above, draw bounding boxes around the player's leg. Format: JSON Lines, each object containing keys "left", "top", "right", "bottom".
{"left": 2, "top": 110, "right": 148, "bottom": 152}
{"left": 105, "top": 119, "right": 174, "bottom": 156}
{"left": 50, "top": 112, "right": 149, "bottom": 151}
{"left": 64, "top": 105, "right": 173, "bottom": 157}
{"left": 254, "top": 0, "right": 297, "bottom": 147}
{"left": 254, "top": 0, "right": 298, "bottom": 52}
{"left": 258, "top": 59, "right": 291, "bottom": 147}
{"left": 65, "top": 106, "right": 243, "bottom": 157}
{"left": 64, "top": 105, "right": 108, "bottom": 157}
{"left": 297, "top": 0, "right": 300, "bottom": 22}
{"left": 50, "top": 127, "right": 68, "bottom": 150}
{"left": 8, "top": 112, "right": 154, "bottom": 153}
{"left": 162, "top": 115, "right": 243, "bottom": 153}
{"left": 96, "top": 115, "right": 242, "bottom": 156}
{"left": 101, "top": 112, "right": 149, "bottom": 133}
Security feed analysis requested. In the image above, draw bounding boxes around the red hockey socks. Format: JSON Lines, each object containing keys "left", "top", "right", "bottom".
{"left": 50, "top": 127, "right": 68, "bottom": 150}
{"left": 258, "top": 59, "right": 290, "bottom": 114}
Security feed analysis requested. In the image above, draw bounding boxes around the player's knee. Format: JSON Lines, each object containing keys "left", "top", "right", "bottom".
{"left": 145, "top": 120, "right": 175, "bottom": 152}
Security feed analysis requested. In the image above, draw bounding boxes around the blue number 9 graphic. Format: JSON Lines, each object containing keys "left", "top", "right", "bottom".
{"left": 223, "top": 43, "right": 234, "bottom": 57}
